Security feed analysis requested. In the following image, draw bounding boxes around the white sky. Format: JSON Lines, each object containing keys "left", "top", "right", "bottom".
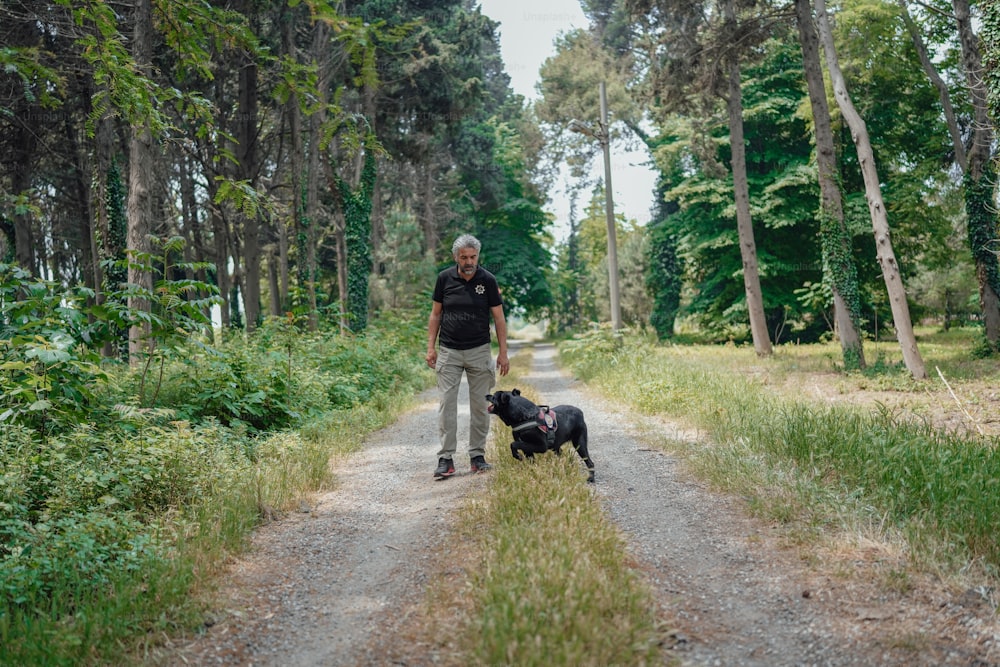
{"left": 476, "top": 0, "right": 658, "bottom": 239}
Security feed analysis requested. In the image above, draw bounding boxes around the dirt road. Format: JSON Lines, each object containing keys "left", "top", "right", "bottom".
{"left": 163, "top": 342, "right": 999, "bottom": 666}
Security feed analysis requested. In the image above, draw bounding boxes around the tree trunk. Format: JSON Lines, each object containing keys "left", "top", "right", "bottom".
{"left": 61, "top": 105, "right": 99, "bottom": 294}
{"left": 93, "top": 112, "right": 116, "bottom": 356}
{"left": 205, "top": 68, "right": 231, "bottom": 328}
{"left": 126, "top": 0, "right": 155, "bottom": 365}
{"left": 814, "top": 0, "right": 926, "bottom": 379}
{"left": 280, "top": 2, "right": 299, "bottom": 316}
{"left": 952, "top": 0, "right": 1000, "bottom": 345}
{"left": 276, "top": 218, "right": 290, "bottom": 316}
{"left": 723, "top": 0, "right": 771, "bottom": 356}
{"left": 794, "top": 0, "right": 865, "bottom": 369}
{"left": 267, "top": 250, "right": 281, "bottom": 316}
{"left": 208, "top": 178, "right": 231, "bottom": 328}
{"left": 179, "top": 154, "right": 213, "bottom": 326}
{"left": 180, "top": 158, "right": 198, "bottom": 263}
{"left": 337, "top": 146, "right": 376, "bottom": 333}
{"left": 236, "top": 52, "right": 261, "bottom": 332}
{"left": 335, "top": 210, "right": 348, "bottom": 333}
{"left": 304, "top": 121, "right": 322, "bottom": 332}
{"left": 303, "top": 19, "right": 331, "bottom": 332}
{"left": 11, "top": 122, "right": 36, "bottom": 273}
{"left": 230, "top": 227, "right": 245, "bottom": 328}
{"left": 422, "top": 166, "right": 437, "bottom": 256}
{"left": 898, "top": 1, "right": 966, "bottom": 172}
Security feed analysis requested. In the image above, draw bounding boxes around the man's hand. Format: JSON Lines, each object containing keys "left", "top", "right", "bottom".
{"left": 426, "top": 349, "right": 437, "bottom": 369}
{"left": 496, "top": 352, "right": 509, "bottom": 377}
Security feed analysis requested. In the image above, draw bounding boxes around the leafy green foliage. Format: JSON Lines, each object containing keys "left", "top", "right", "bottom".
{"left": 646, "top": 218, "right": 681, "bottom": 339}
{"left": 146, "top": 311, "right": 428, "bottom": 428}
{"left": 443, "top": 116, "right": 554, "bottom": 319}
{"left": 0, "top": 264, "right": 108, "bottom": 439}
{"left": 334, "top": 147, "right": 377, "bottom": 333}
{"left": 97, "top": 236, "right": 222, "bottom": 404}
{"left": 548, "top": 186, "right": 647, "bottom": 329}
{"left": 371, "top": 210, "right": 438, "bottom": 311}
{"left": 0, "top": 508, "right": 158, "bottom": 606}
{"left": 964, "top": 167, "right": 1000, "bottom": 344}
{"left": 476, "top": 121, "right": 554, "bottom": 319}
{"left": 0, "top": 308, "right": 431, "bottom": 665}
{"left": 983, "top": 0, "right": 1000, "bottom": 127}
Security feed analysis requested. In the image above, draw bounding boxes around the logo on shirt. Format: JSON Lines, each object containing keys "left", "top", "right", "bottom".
{"left": 475, "top": 284, "right": 485, "bottom": 295}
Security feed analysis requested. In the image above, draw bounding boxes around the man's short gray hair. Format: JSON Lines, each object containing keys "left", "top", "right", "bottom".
{"left": 451, "top": 234, "right": 481, "bottom": 256}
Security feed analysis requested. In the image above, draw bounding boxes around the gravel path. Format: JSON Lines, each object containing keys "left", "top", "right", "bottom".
{"left": 163, "top": 342, "right": 999, "bottom": 666}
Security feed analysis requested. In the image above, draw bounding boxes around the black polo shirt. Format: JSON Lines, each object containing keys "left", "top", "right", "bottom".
{"left": 432, "top": 265, "right": 503, "bottom": 350}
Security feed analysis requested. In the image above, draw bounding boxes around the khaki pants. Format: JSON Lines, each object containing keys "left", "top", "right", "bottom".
{"left": 436, "top": 344, "right": 496, "bottom": 460}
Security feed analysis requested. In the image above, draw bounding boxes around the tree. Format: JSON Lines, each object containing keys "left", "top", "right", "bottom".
{"left": 0, "top": 0, "right": 547, "bottom": 340}
{"left": 899, "top": 0, "right": 1000, "bottom": 350}
{"left": 125, "top": 0, "right": 156, "bottom": 363}
{"left": 983, "top": 0, "right": 1000, "bottom": 124}
{"left": 233, "top": 9, "right": 262, "bottom": 332}
{"left": 814, "top": 0, "right": 926, "bottom": 379}
{"left": 617, "top": 0, "right": 775, "bottom": 351}
{"left": 646, "top": 176, "right": 682, "bottom": 339}
{"left": 794, "top": 0, "right": 866, "bottom": 369}
{"left": 951, "top": 0, "right": 1000, "bottom": 347}
{"left": 329, "top": 144, "right": 377, "bottom": 332}
{"left": 722, "top": 0, "right": 772, "bottom": 356}
{"left": 371, "top": 209, "right": 436, "bottom": 310}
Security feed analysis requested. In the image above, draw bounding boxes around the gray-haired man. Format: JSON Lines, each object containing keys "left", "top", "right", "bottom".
{"left": 426, "top": 234, "right": 509, "bottom": 478}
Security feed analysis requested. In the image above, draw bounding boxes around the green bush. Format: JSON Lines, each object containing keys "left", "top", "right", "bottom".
{"left": 0, "top": 298, "right": 432, "bottom": 665}
{"left": 0, "top": 509, "right": 158, "bottom": 607}
{"left": 0, "top": 264, "right": 108, "bottom": 439}
{"left": 147, "top": 314, "right": 428, "bottom": 427}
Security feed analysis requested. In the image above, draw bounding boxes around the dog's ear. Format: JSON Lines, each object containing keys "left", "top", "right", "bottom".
{"left": 512, "top": 388, "right": 520, "bottom": 396}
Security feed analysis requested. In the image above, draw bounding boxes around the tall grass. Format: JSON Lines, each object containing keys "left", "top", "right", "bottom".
{"left": 560, "top": 330, "right": 1000, "bottom": 578}
{"left": 447, "top": 353, "right": 663, "bottom": 666}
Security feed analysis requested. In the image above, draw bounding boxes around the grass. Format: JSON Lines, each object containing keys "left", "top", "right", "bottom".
{"left": 559, "top": 327, "right": 1000, "bottom": 582}
{"left": 433, "top": 350, "right": 665, "bottom": 666}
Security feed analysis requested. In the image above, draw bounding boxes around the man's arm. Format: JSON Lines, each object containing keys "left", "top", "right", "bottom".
{"left": 426, "top": 301, "right": 442, "bottom": 369}
{"left": 491, "top": 303, "right": 509, "bottom": 376}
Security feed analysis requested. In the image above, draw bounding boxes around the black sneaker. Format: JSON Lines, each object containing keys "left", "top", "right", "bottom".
{"left": 434, "top": 457, "right": 455, "bottom": 478}
{"left": 470, "top": 455, "right": 492, "bottom": 473}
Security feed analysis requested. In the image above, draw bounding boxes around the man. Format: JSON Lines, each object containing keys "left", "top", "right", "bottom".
{"left": 426, "top": 234, "right": 510, "bottom": 478}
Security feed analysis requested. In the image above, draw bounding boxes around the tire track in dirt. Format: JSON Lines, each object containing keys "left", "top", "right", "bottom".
{"left": 161, "top": 384, "right": 487, "bottom": 666}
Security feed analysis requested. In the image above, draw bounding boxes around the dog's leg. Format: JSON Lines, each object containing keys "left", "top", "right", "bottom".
{"left": 572, "top": 424, "right": 596, "bottom": 483}
{"left": 513, "top": 438, "right": 550, "bottom": 462}
{"left": 512, "top": 440, "right": 544, "bottom": 460}
{"left": 511, "top": 441, "right": 527, "bottom": 460}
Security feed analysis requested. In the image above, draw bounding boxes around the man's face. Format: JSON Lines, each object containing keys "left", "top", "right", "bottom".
{"left": 456, "top": 248, "right": 479, "bottom": 277}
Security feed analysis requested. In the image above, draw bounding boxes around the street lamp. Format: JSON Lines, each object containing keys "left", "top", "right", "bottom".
{"left": 569, "top": 81, "right": 622, "bottom": 332}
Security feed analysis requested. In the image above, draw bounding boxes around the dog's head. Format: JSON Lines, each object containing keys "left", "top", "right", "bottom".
{"left": 485, "top": 388, "right": 539, "bottom": 426}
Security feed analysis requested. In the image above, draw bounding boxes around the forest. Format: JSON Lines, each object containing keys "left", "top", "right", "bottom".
{"left": 2, "top": 0, "right": 1000, "bottom": 663}
{"left": 2, "top": 0, "right": 1000, "bottom": 364}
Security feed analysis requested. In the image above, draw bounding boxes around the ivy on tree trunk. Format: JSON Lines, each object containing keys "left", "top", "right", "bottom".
{"left": 332, "top": 148, "right": 377, "bottom": 333}
{"left": 964, "top": 167, "right": 1000, "bottom": 347}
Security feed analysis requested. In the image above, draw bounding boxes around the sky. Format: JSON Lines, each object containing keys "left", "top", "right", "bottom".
{"left": 476, "top": 0, "right": 659, "bottom": 239}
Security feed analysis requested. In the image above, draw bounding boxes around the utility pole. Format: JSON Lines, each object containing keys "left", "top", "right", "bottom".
{"left": 569, "top": 81, "right": 622, "bottom": 331}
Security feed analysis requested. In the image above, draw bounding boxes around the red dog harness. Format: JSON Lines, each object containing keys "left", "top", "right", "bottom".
{"left": 512, "top": 406, "right": 558, "bottom": 449}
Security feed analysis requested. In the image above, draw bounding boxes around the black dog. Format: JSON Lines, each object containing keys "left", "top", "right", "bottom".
{"left": 485, "top": 388, "right": 595, "bottom": 483}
